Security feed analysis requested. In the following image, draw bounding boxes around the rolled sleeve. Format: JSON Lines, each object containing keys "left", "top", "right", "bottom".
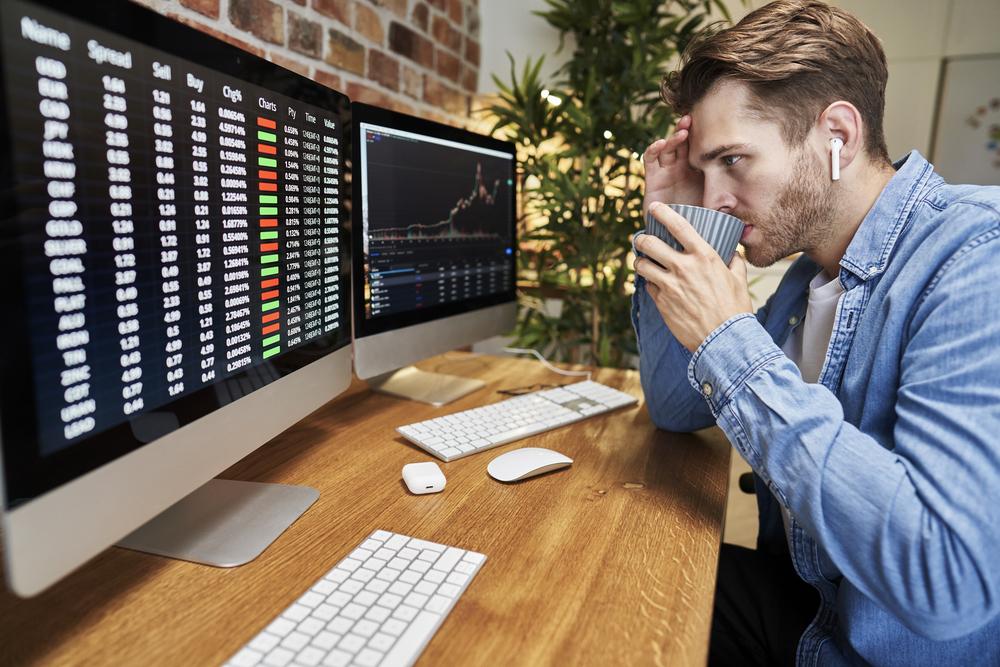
{"left": 687, "top": 313, "right": 784, "bottom": 416}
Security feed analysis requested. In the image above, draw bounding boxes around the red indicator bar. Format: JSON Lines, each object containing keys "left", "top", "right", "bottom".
{"left": 257, "top": 117, "right": 276, "bottom": 129}
{"left": 261, "top": 278, "right": 279, "bottom": 289}
{"left": 258, "top": 169, "right": 277, "bottom": 180}
{"left": 262, "top": 323, "right": 280, "bottom": 335}
{"left": 258, "top": 143, "right": 277, "bottom": 155}
{"left": 260, "top": 218, "right": 278, "bottom": 228}
{"left": 262, "top": 312, "right": 280, "bottom": 324}
{"left": 261, "top": 289, "right": 279, "bottom": 301}
{"left": 259, "top": 181, "right": 277, "bottom": 192}
{"left": 260, "top": 242, "right": 279, "bottom": 252}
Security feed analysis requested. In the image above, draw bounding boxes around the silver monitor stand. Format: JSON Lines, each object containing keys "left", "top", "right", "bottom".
{"left": 117, "top": 478, "right": 318, "bottom": 567}
{"left": 366, "top": 365, "right": 485, "bottom": 407}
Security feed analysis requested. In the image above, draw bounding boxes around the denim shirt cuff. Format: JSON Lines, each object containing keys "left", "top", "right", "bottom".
{"left": 686, "top": 313, "right": 783, "bottom": 415}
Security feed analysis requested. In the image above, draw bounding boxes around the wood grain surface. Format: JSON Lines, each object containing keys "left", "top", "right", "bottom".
{"left": 0, "top": 352, "right": 731, "bottom": 666}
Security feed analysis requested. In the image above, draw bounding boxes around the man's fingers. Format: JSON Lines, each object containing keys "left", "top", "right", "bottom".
{"left": 642, "top": 139, "right": 667, "bottom": 166}
{"left": 634, "top": 254, "right": 673, "bottom": 288}
{"left": 634, "top": 233, "right": 682, "bottom": 272}
{"left": 729, "top": 252, "right": 749, "bottom": 283}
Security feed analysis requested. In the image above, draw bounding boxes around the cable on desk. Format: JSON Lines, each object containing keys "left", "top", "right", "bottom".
{"left": 502, "top": 347, "right": 593, "bottom": 382}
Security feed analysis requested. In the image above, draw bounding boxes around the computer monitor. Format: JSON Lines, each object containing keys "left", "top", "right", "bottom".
{"left": 351, "top": 103, "right": 517, "bottom": 405}
{"left": 0, "top": 0, "right": 351, "bottom": 596}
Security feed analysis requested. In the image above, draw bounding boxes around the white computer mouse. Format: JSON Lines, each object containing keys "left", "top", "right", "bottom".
{"left": 487, "top": 447, "right": 573, "bottom": 482}
{"left": 402, "top": 462, "right": 446, "bottom": 494}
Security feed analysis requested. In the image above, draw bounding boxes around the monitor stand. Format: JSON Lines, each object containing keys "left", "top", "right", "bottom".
{"left": 116, "top": 478, "right": 318, "bottom": 567}
{"left": 368, "top": 365, "right": 485, "bottom": 407}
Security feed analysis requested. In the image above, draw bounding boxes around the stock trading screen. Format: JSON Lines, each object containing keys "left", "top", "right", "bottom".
{"left": 1, "top": 2, "right": 344, "bottom": 456}
{"left": 359, "top": 123, "right": 514, "bottom": 319}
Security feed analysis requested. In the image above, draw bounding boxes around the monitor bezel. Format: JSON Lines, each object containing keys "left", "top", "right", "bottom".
{"left": 0, "top": 0, "right": 352, "bottom": 506}
{"left": 350, "top": 101, "right": 518, "bottom": 341}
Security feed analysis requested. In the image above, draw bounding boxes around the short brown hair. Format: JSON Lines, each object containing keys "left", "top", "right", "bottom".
{"left": 661, "top": 0, "right": 890, "bottom": 164}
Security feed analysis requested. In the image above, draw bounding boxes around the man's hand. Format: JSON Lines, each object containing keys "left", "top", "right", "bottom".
{"left": 642, "top": 115, "right": 704, "bottom": 213}
{"left": 633, "top": 203, "right": 753, "bottom": 353}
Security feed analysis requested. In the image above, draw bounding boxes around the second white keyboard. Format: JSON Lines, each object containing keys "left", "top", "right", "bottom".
{"left": 225, "top": 530, "right": 486, "bottom": 667}
{"left": 397, "top": 380, "right": 638, "bottom": 462}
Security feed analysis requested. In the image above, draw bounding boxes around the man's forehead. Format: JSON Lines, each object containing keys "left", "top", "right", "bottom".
{"left": 688, "top": 82, "right": 782, "bottom": 165}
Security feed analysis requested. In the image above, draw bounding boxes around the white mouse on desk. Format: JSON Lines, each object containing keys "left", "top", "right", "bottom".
{"left": 487, "top": 447, "right": 573, "bottom": 482}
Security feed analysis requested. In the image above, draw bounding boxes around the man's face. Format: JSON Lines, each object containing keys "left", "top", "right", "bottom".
{"left": 687, "top": 80, "right": 835, "bottom": 267}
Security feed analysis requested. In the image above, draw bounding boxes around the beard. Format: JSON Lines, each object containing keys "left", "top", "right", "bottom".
{"left": 738, "top": 149, "right": 837, "bottom": 268}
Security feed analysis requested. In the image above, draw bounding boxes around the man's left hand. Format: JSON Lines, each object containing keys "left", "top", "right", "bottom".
{"left": 633, "top": 203, "right": 753, "bottom": 353}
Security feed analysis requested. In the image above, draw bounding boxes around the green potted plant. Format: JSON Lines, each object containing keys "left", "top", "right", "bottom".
{"left": 486, "top": 0, "right": 732, "bottom": 367}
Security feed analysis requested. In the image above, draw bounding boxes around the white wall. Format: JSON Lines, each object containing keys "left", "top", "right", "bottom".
{"left": 478, "top": 0, "right": 573, "bottom": 94}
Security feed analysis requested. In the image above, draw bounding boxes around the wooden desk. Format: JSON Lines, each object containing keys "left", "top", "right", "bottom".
{"left": 0, "top": 353, "right": 731, "bottom": 666}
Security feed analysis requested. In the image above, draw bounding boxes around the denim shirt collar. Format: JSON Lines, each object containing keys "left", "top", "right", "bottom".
{"left": 838, "top": 150, "right": 935, "bottom": 286}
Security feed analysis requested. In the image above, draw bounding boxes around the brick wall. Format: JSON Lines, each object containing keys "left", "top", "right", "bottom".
{"left": 132, "top": 0, "right": 482, "bottom": 127}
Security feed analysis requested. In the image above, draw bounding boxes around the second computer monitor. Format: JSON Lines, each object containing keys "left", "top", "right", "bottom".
{"left": 351, "top": 103, "right": 516, "bottom": 403}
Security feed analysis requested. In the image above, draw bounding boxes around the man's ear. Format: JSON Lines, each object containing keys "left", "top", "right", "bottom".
{"left": 816, "top": 101, "right": 864, "bottom": 178}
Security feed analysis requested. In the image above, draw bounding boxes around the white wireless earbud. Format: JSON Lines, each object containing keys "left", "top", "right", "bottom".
{"left": 830, "top": 137, "right": 844, "bottom": 181}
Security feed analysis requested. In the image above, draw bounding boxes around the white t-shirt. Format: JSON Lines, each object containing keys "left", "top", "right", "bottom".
{"left": 781, "top": 271, "right": 846, "bottom": 384}
{"left": 777, "top": 270, "right": 845, "bottom": 540}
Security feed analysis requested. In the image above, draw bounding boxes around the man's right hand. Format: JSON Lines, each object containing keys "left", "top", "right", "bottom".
{"left": 641, "top": 115, "right": 704, "bottom": 214}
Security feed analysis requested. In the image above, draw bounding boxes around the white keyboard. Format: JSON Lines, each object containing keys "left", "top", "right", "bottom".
{"left": 397, "top": 380, "right": 638, "bottom": 462}
{"left": 225, "top": 530, "right": 486, "bottom": 667}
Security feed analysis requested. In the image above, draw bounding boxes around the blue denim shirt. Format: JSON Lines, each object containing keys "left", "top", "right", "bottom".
{"left": 632, "top": 151, "right": 1000, "bottom": 666}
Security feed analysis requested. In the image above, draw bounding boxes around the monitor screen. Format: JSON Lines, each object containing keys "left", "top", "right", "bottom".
{"left": 0, "top": 0, "right": 350, "bottom": 505}
{"left": 352, "top": 103, "right": 516, "bottom": 339}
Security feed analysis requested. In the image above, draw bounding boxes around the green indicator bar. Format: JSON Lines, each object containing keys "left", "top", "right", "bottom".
{"left": 261, "top": 266, "right": 279, "bottom": 277}
{"left": 263, "top": 346, "right": 281, "bottom": 359}
{"left": 259, "top": 194, "right": 278, "bottom": 204}
{"left": 263, "top": 334, "right": 281, "bottom": 347}
{"left": 262, "top": 300, "right": 279, "bottom": 312}
{"left": 258, "top": 156, "right": 277, "bottom": 167}
{"left": 261, "top": 254, "right": 279, "bottom": 264}
{"left": 259, "top": 206, "right": 278, "bottom": 215}
{"left": 257, "top": 130, "right": 277, "bottom": 142}
{"left": 260, "top": 231, "right": 279, "bottom": 240}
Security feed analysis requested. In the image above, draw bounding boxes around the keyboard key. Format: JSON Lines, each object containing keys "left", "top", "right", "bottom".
{"left": 437, "top": 582, "right": 460, "bottom": 598}
{"left": 370, "top": 530, "right": 392, "bottom": 541}
{"left": 414, "top": 580, "right": 437, "bottom": 596}
{"left": 326, "top": 617, "right": 353, "bottom": 635}
{"left": 382, "top": 618, "right": 407, "bottom": 637}
{"left": 338, "top": 580, "right": 363, "bottom": 595}
{"left": 250, "top": 632, "right": 280, "bottom": 654}
{"left": 337, "top": 633, "right": 365, "bottom": 653}
{"left": 404, "top": 592, "right": 429, "bottom": 608}
{"left": 321, "top": 649, "right": 351, "bottom": 667}
{"left": 297, "top": 618, "right": 325, "bottom": 636}
{"left": 392, "top": 604, "right": 419, "bottom": 622}
{"left": 280, "top": 631, "right": 309, "bottom": 652}
{"left": 312, "top": 580, "right": 336, "bottom": 596}
{"left": 282, "top": 604, "right": 310, "bottom": 623}
{"left": 399, "top": 570, "right": 421, "bottom": 584}
{"left": 433, "top": 547, "right": 464, "bottom": 572}
{"left": 311, "top": 631, "right": 340, "bottom": 651}
{"left": 298, "top": 592, "right": 324, "bottom": 609}
{"left": 354, "top": 590, "right": 378, "bottom": 607}
{"left": 423, "top": 570, "right": 446, "bottom": 584}
{"left": 369, "top": 632, "right": 396, "bottom": 651}
{"left": 351, "top": 619, "right": 379, "bottom": 638}
{"left": 263, "top": 647, "right": 295, "bottom": 667}
{"left": 230, "top": 648, "right": 262, "bottom": 667}
{"left": 355, "top": 648, "right": 384, "bottom": 666}
{"left": 455, "top": 561, "right": 476, "bottom": 575}
{"left": 364, "top": 578, "right": 389, "bottom": 594}
{"left": 463, "top": 552, "right": 486, "bottom": 565}
{"left": 340, "top": 603, "right": 366, "bottom": 620}
{"left": 385, "top": 534, "right": 409, "bottom": 550}
{"left": 266, "top": 618, "right": 296, "bottom": 637}
{"left": 446, "top": 572, "right": 470, "bottom": 586}
{"left": 425, "top": 594, "right": 450, "bottom": 614}
{"left": 295, "top": 646, "right": 326, "bottom": 666}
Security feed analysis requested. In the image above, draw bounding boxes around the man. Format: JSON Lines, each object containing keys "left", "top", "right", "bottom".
{"left": 631, "top": 1, "right": 1000, "bottom": 665}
